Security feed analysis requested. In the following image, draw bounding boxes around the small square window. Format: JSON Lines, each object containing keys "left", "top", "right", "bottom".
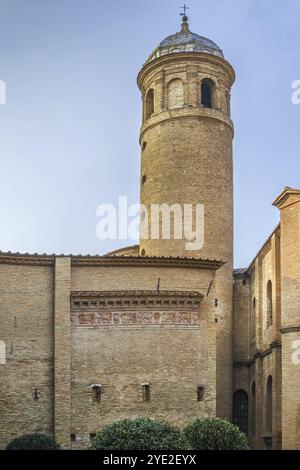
{"left": 90, "top": 433, "right": 96, "bottom": 441}
{"left": 71, "top": 433, "right": 76, "bottom": 442}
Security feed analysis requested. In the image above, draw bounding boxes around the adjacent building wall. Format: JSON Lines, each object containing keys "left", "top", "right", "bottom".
{"left": 233, "top": 225, "right": 282, "bottom": 449}
{"left": 274, "top": 188, "right": 300, "bottom": 450}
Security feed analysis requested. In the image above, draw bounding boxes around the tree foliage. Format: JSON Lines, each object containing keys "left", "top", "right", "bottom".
{"left": 91, "top": 417, "right": 188, "bottom": 450}
{"left": 6, "top": 433, "right": 60, "bottom": 450}
{"left": 184, "top": 417, "right": 249, "bottom": 450}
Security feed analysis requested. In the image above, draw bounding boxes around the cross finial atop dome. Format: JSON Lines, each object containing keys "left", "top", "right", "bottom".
{"left": 143, "top": 5, "right": 224, "bottom": 65}
{"left": 180, "top": 4, "right": 189, "bottom": 17}
{"left": 180, "top": 4, "right": 190, "bottom": 32}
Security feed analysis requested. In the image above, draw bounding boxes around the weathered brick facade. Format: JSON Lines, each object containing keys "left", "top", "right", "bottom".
{"left": 233, "top": 188, "right": 300, "bottom": 450}
{"left": 0, "top": 256, "right": 220, "bottom": 449}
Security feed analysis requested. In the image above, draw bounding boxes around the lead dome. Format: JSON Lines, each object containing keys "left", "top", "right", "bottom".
{"left": 145, "top": 16, "right": 224, "bottom": 64}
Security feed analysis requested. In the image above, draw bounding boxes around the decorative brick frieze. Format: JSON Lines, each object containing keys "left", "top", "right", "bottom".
{"left": 71, "top": 310, "right": 199, "bottom": 327}
{"left": 71, "top": 290, "right": 201, "bottom": 328}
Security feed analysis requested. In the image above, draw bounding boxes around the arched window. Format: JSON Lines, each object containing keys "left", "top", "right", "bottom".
{"left": 265, "top": 376, "right": 273, "bottom": 435}
{"left": 233, "top": 389, "right": 248, "bottom": 435}
{"left": 0, "top": 340, "right": 6, "bottom": 365}
{"left": 266, "top": 280, "right": 273, "bottom": 327}
{"left": 201, "top": 79, "right": 214, "bottom": 108}
{"left": 167, "top": 78, "right": 184, "bottom": 109}
{"left": 251, "top": 382, "right": 256, "bottom": 437}
{"left": 145, "top": 89, "right": 154, "bottom": 120}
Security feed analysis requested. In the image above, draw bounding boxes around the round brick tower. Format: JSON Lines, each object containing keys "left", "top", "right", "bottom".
{"left": 137, "top": 15, "right": 235, "bottom": 418}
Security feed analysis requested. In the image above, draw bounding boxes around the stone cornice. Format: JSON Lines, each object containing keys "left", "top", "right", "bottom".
{"left": 280, "top": 325, "right": 300, "bottom": 334}
{"left": 137, "top": 52, "right": 235, "bottom": 89}
{"left": 254, "top": 341, "right": 282, "bottom": 359}
{"left": 0, "top": 252, "right": 54, "bottom": 266}
{"left": 71, "top": 290, "right": 203, "bottom": 308}
{"left": 139, "top": 108, "right": 234, "bottom": 143}
{"left": 71, "top": 256, "right": 225, "bottom": 270}
{"left": 234, "top": 341, "right": 282, "bottom": 368}
{"left": 273, "top": 187, "right": 300, "bottom": 209}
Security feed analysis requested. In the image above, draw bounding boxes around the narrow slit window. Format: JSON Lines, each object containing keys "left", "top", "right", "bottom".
{"left": 91, "top": 384, "right": 102, "bottom": 402}
{"left": 266, "top": 280, "right": 273, "bottom": 327}
{"left": 197, "top": 386, "right": 205, "bottom": 402}
{"left": 142, "top": 383, "right": 151, "bottom": 402}
{"left": 71, "top": 434, "right": 76, "bottom": 442}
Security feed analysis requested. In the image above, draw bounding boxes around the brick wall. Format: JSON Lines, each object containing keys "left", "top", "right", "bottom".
{"left": 0, "top": 257, "right": 219, "bottom": 449}
{"left": 0, "top": 263, "right": 54, "bottom": 449}
{"left": 274, "top": 189, "right": 300, "bottom": 449}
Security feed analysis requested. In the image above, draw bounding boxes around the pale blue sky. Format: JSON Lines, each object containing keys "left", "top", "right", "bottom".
{"left": 0, "top": 0, "right": 299, "bottom": 267}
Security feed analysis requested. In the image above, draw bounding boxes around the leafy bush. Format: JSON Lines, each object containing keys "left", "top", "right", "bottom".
{"left": 91, "top": 417, "right": 189, "bottom": 450}
{"left": 6, "top": 433, "right": 60, "bottom": 450}
{"left": 184, "top": 417, "right": 249, "bottom": 450}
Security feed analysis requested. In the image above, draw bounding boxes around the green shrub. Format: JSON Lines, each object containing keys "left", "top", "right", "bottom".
{"left": 184, "top": 417, "right": 249, "bottom": 450}
{"left": 91, "top": 417, "right": 189, "bottom": 450}
{"left": 6, "top": 433, "right": 60, "bottom": 450}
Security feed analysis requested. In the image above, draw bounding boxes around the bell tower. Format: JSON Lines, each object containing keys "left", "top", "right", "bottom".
{"left": 137, "top": 15, "right": 235, "bottom": 418}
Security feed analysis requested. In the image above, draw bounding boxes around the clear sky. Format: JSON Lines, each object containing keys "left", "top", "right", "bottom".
{"left": 0, "top": 0, "right": 299, "bottom": 267}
